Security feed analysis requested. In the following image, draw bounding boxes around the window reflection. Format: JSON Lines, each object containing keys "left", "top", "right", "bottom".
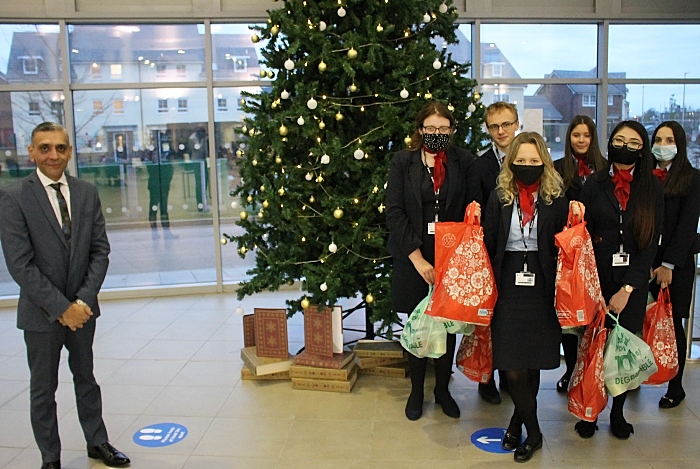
{"left": 211, "top": 24, "right": 268, "bottom": 82}
{"left": 0, "top": 24, "right": 62, "bottom": 86}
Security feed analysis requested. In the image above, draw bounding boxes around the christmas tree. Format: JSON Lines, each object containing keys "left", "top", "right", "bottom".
{"left": 225, "top": 0, "right": 487, "bottom": 336}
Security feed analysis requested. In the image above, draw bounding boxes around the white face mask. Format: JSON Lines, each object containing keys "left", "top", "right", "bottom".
{"left": 652, "top": 144, "right": 677, "bottom": 162}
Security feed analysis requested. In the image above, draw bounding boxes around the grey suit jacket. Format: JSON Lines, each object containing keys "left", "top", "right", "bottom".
{"left": 0, "top": 171, "right": 110, "bottom": 332}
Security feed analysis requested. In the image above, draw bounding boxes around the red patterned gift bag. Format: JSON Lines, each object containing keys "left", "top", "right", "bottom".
{"left": 643, "top": 288, "right": 678, "bottom": 385}
{"left": 568, "top": 307, "right": 608, "bottom": 422}
{"left": 427, "top": 201, "right": 497, "bottom": 326}
{"left": 554, "top": 201, "right": 604, "bottom": 328}
{"left": 456, "top": 325, "right": 493, "bottom": 383}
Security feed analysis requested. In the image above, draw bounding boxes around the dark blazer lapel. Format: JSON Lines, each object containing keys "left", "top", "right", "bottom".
{"left": 408, "top": 149, "right": 424, "bottom": 210}
{"left": 536, "top": 196, "right": 552, "bottom": 239}
{"left": 603, "top": 175, "right": 620, "bottom": 211}
{"left": 28, "top": 172, "right": 67, "bottom": 246}
{"left": 500, "top": 200, "right": 513, "bottom": 246}
{"left": 67, "top": 176, "right": 80, "bottom": 255}
{"left": 444, "top": 147, "right": 461, "bottom": 215}
{"left": 487, "top": 149, "right": 500, "bottom": 176}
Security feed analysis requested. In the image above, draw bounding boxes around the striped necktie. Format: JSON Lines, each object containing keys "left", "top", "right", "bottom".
{"left": 49, "top": 182, "right": 71, "bottom": 248}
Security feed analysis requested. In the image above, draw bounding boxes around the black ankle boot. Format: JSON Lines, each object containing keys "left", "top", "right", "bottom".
{"left": 405, "top": 389, "right": 424, "bottom": 420}
{"left": 434, "top": 389, "right": 460, "bottom": 418}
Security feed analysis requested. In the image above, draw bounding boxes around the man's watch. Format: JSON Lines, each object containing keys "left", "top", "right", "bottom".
{"left": 622, "top": 284, "right": 634, "bottom": 293}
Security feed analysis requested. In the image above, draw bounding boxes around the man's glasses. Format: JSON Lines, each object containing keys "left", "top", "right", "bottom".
{"left": 422, "top": 126, "right": 453, "bottom": 135}
{"left": 611, "top": 136, "right": 643, "bottom": 151}
{"left": 486, "top": 120, "right": 518, "bottom": 132}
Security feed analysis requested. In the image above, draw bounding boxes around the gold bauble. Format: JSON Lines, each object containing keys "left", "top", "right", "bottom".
{"left": 473, "top": 92, "right": 481, "bottom": 100}
{"left": 220, "top": 237, "right": 228, "bottom": 245}
{"left": 259, "top": 70, "right": 267, "bottom": 78}
{"left": 365, "top": 293, "right": 375, "bottom": 303}
{"left": 270, "top": 25, "right": 280, "bottom": 35}
{"left": 246, "top": 195, "right": 253, "bottom": 203}
{"left": 279, "top": 125, "right": 289, "bottom": 136}
{"left": 318, "top": 121, "right": 326, "bottom": 129}
{"left": 349, "top": 83, "right": 357, "bottom": 92}
{"left": 251, "top": 159, "right": 258, "bottom": 166}
{"left": 275, "top": 156, "right": 282, "bottom": 164}
{"left": 271, "top": 102, "right": 278, "bottom": 109}
{"left": 309, "top": 196, "right": 315, "bottom": 203}
{"left": 251, "top": 34, "right": 260, "bottom": 43}
{"left": 236, "top": 149, "right": 244, "bottom": 157}
{"left": 239, "top": 246, "right": 248, "bottom": 254}
{"left": 267, "top": 70, "right": 275, "bottom": 79}
{"left": 333, "top": 208, "right": 344, "bottom": 219}
{"left": 376, "top": 24, "right": 384, "bottom": 32}
{"left": 424, "top": 92, "right": 432, "bottom": 99}
{"left": 404, "top": 136, "right": 412, "bottom": 146}
{"left": 335, "top": 112, "right": 344, "bottom": 121}
{"left": 278, "top": 187, "right": 285, "bottom": 196}
{"left": 257, "top": 211, "right": 263, "bottom": 218}
{"left": 240, "top": 211, "right": 248, "bottom": 220}
{"left": 300, "top": 298, "right": 311, "bottom": 309}
{"left": 259, "top": 185, "right": 266, "bottom": 192}
{"left": 318, "top": 61, "right": 327, "bottom": 72}
{"left": 262, "top": 200, "right": 269, "bottom": 208}
{"left": 347, "top": 48, "right": 358, "bottom": 59}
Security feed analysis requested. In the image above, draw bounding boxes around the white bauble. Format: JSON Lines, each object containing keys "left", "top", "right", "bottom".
{"left": 281, "top": 89, "right": 290, "bottom": 99}
{"left": 284, "top": 59, "right": 295, "bottom": 70}
{"left": 320, "top": 282, "right": 328, "bottom": 292}
{"left": 400, "top": 88, "right": 409, "bottom": 99}
{"left": 468, "top": 103, "right": 476, "bottom": 112}
{"left": 307, "top": 97, "right": 318, "bottom": 109}
{"left": 423, "top": 13, "right": 431, "bottom": 23}
{"left": 439, "top": 3, "right": 448, "bottom": 13}
{"left": 319, "top": 21, "right": 327, "bottom": 31}
{"left": 338, "top": 7, "right": 346, "bottom": 17}
{"left": 305, "top": 172, "right": 313, "bottom": 181}
{"left": 297, "top": 116, "right": 305, "bottom": 125}
{"left": 432, "top": 59, "right": 442, "bottom": 69}
{"left": 234, "top": 307, "right": 245, "bottom": 316}
{"left": 329, "top": 242, "right": 338, "bottom": 253}
{"left": 321, "top": 154, "right": 330, "bottom": 164}
{"left": 353, "top": 149, "right": 365, "bottom": 160}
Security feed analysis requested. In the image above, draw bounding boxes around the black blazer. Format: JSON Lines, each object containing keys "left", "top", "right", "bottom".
{"left": 579, "top": 170, "right": 664, "bottom": 331}
{"left": 386, "top": 146, "right": 473, "bottom": 312}
{"left": 466, "top": 147, "right": 500, "bottom": 207}
{"left": 553, "top": 156, "right": 587, "bottom": 202}
{"left": 483, "top": 190, "right": 569, "bottom": 300}
{"left": 654, "top": 168, "right": 700, "bottom": 269}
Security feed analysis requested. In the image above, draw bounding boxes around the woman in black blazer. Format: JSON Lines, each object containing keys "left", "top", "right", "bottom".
{"left": 552, "top": 115, "right": 608, "bottom": 393}
{"left": 649, "top": 121, "right": 700, "bottom": 409}
{"left": 483, "top": 132, "right": 568, "bottom": 463}
{"left": 577, "top": 120, "right": 664, "bottom": 440}
{"left": 386, "top": 102, "right": 473, "bottom": 421}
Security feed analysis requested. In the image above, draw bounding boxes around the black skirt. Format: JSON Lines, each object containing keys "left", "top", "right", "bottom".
{"left": 492, "top": 251, "right": 562, "bottom": 370}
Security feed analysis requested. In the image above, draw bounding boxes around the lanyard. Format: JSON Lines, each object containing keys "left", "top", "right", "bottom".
{"left": 618, "top": 204, "right": 625, "bottom": 253}
{"left": 422, "top": 152, "right": 440, "bottom": 222}
{"left": 515, "top": 197, "right": 538, "bottom": 271}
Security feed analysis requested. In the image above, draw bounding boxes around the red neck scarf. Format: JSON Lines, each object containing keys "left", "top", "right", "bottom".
{"left": 423, "top": 146, "right": 447, "bottom": 192}
{"left": 653, "top": 167, "right": 668, "bottom": 184}
{"left": 516, "top": 180, "right": 539, "bottom": 226}
{"left": 612, "top": 166, "right": 634, "bottom": 210}
{"left": 574, "top": 153, "right": 591, "bottom": 177}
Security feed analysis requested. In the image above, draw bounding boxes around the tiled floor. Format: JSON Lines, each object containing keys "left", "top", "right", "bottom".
{"left": 0, "top": 291, "right": 698, "bottom": 468}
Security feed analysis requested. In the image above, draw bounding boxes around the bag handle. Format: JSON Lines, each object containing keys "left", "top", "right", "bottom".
{"left": 567, "top": 201, "right": 585, "bottom": 227}
{"left": 658, "top": 286, "right": 671, "bottom": 305}
{"left": 464, "top": 201, "right": 480, "bottom": 226}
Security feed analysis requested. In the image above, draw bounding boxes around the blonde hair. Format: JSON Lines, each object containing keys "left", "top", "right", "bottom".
{"left": 485, "top": 101, "right": 519, "bottom": 125}
{"left": 496, "top": 132, "right": 563, "bottom": 205}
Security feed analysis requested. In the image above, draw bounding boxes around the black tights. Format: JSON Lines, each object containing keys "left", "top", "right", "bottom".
{"left": 503, "top": 369, "right": 542, "bottom": 442}
{"left": 561, "top": 334, "right": 579, "bottom": 377}
{"left": 667, "top": 316, "right": 687, "bottom": 398}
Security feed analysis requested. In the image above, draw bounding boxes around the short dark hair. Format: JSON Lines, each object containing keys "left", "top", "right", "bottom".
{"left": 31, "top": 122, "right": 70, "bottom": 145}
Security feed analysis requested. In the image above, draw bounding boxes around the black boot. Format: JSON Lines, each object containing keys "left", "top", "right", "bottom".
{"left": 434, "top": 333, "right": 460, "bottom": 418}
{"left": 405, "top": 353, "right": 426, "bottom": 420}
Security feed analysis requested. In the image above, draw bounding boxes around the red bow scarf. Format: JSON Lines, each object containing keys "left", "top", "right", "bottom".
{"left": 516, "top": 180, "right": 539, "bottom": 226}
{"left": 612, "top": 166, "right": 634, "bottom": 210}
{"left": 574, "top": 154, "right": 592, "bottom": 177}
{"left": 423, "top": 146, "right": 447, "bottom": 192}
{"left": 652, "top": 167, "right": 668, "bottom": 184}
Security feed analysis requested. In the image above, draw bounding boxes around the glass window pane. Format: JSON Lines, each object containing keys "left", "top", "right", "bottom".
{"left": 211, "top": 24, "right": 268, "bottom": 82}
{"left": 214, "top": 86, "right": 262, "bottom": 282}
{"left": 434, "top": 25, "right": 472, "bottom": 77}
{"left": 616, "top": 84, "right": 700, "bottom": 167}
{"left": 609, "top": 25, "right": 700, "bottom": 79}
{"left": 0, "top": 24, "right": 62, "bottom": 86}
{"left": 68, "top": 24, "right": 205, "bottom": 84}
{"left": 480, "top": 24, "right": 597, "bottom": 79}
{"left": 72, "top": 88, "right": 218, "bottom": 288}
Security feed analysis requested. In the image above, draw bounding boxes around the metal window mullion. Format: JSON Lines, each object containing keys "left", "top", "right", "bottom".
{"left": 472, "top": 20, "right": 481, "bottom": 83}
{"left": 597, "top": 20, "right": 609, "bottom": 146}
{"left": 59, "top": 20, "right": 78, "bottom": 177}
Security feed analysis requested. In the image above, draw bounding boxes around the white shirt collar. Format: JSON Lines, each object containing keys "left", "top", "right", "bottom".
{"left": 36, "top": 169, "right": 68, "bottom": 188}
{"left": 493, "top": 144, "right": 506, "bottom": 166}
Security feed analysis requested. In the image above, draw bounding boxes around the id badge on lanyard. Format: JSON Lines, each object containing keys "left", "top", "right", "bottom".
{"left": 515, "top": 201, "right": 537, "bottom": 287}
{"left": 612, "top": 208, "right": 630, "bottom": 266}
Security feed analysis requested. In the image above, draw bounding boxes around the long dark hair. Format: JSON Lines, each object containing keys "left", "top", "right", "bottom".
{"left": 562, "top": 115, "right": 607, "bottom": 190}
{"left": 601, "top": 120, "right": 657, "bottom": 250}
{"left": 407, "top": 101, "right": 455, "bottom": 150}
{"left": 651, "top": 121, "right": 693, "bottom": 198}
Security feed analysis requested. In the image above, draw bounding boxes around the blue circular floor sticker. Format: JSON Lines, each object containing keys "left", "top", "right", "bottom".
{"left": 133, "top": 423, "right": 188, "bottom": 447}
{"left": 471, "top": 427, "right": 518, "bottom": 454}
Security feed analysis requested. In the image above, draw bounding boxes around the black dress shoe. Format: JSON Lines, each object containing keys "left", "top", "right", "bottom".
{"left": 514, "top": 437, "right": 542, "bottom": 463}
{"left": 659, "top": 392, "right": 686, "bottom": 409}
{"left": 87, "top": 442, "right": 130, "bottom": 467}
{"left": 610, "top": 416, "right": 634, "bottom": 440}
{"left": 502, "top": 431, "right": 522, "bottom": 451}
{"left": 434, "top": 391, "right": 460, "bottom": 418}
{"left": 478, "top": 381, "right": 501, "bottom": 405}
{"left": 41, "top": 461, "right": 60, "bottom": 469}
{"left": 574, "top": 420, "right": 598, "bottom": 438}
{"left": 405, "top": 389, "right": 424, "bottom": 421}
{"left": 556, "top": 375, "right": 570, "bottom": 393}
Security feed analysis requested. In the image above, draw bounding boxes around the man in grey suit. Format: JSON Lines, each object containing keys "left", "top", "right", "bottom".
{"left": 0, "top": 122, "right": 130, "bottom": 469}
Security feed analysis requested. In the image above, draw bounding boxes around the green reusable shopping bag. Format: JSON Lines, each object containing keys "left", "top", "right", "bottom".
{"left": 603, "top": 313, "right": 658, "bottom": 397}
{"left": 400, "top": 286, "right": 447, "bottom": 358}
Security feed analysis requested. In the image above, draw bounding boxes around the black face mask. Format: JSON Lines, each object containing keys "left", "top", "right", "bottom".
{"left": 510, "top": 163, "right": 544, "bottom": 186}
{"left": 422, "top": 133, "right": 450, "bottom": 153}
{"left": 608, "top": 143, "right": 641, "bottom": 165}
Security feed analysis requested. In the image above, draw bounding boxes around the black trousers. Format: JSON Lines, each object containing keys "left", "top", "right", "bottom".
{"left": 24, "top": 320, "right": 108, "bottom": 463}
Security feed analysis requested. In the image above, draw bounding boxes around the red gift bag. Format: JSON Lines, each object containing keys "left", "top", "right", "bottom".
{"left": 427, "top": 201, "right": 497, "bottom": 326}
{"left": 456, "top": 325, "right": 493, "bottom": 383}
{"left": 643, "top": 288, "right": 678, "bottom": 385}
{"left": 554, "top": 202, "right": 604, "bottom": 328}
{"left": 568, "top": 307, "right": 608, "bottom": 422}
